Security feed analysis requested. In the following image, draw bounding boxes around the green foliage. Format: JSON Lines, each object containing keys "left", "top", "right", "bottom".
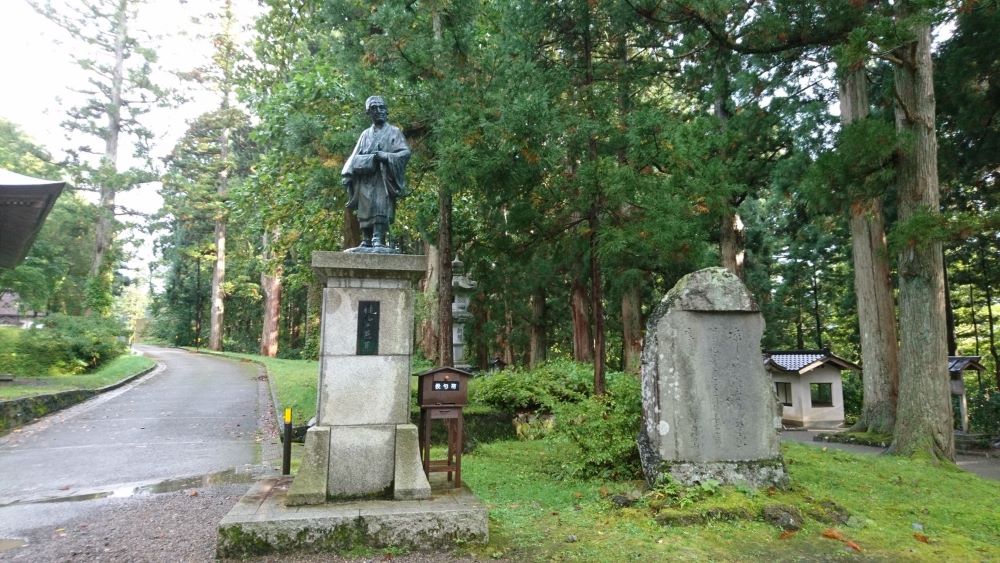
{"left": 649, "top": 477, "right": 722, "bottom": 510}
{"left": 841, "top": 370, "right": 863, "bottom": 421}
{"left": 968, "top": 390, "right": 1000, "bottom": 435}
{"left": 9, "top": 315, "right": 128, "bottom": 376}
{"left": 549, "top": 372, "right": 642, "bottom": 479}
{"left": 0, "top": 354, "right": 154, "bottom": 400}
{"left": 471, "top": 359, "right": 593, "bottom": 413}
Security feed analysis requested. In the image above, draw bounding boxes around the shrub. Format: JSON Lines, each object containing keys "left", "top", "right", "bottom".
{"left": 969, "top": 390, "right": 1000, "bottom": 435}
{"left": 471, "top": 359, "right": 593, "bottom": 413}
{"left": 550, "top": 372, "right": 643, "bottom": 479}
{"left": 14, "top": 314, "right": 128, "bottom": 375}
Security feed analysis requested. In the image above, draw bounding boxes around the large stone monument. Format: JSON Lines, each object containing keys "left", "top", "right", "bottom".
{"left": 638, "top": 267, "right": 788, "bottom": 489}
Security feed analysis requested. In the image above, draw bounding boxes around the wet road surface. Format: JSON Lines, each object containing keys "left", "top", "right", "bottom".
{"left": 0, "top": 346, "right": 263, "bottom": 541}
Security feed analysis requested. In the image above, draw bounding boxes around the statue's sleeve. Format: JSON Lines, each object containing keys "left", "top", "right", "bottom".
{"left": 383, "top": 127, "right": 411, "bottom": 197}
{"left": 341, "top": 131, "right": 366, "bottom": 177}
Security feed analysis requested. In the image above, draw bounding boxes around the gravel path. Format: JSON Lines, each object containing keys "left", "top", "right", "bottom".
{"left": 0, "top": 483, "right": 479, "bottom": 562}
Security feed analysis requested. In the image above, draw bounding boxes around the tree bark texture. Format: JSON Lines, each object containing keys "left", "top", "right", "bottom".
{"left": 889, "top": 22, "right": 954, "bottom": 461}
{"left": 571, "top": 278, "right": 594, "bottom": 362}
{"left": 260, "top": 231, "right": 282, "bottom": 357}
{"left": 437, "top": 189, "right": 454, "bottom": 367}
{"left": 260, "top": 269, "right": 282, "bottom": 357}
{"left": 87, "top": 0, "right": 128, "bottom": 313}
{"left": 944, "top": 253, "right": 957, "bottom": 356}
{"left": 810, "top": 265, "right": 823, "bottom": 349}
{"left": 529, "top": 288, "right": 547, "bottom": 368}
{"left": 720, "top": 211, "right": 745, "bottom": 279}
{"left": 621, "top": 282, "right": 643, "bottom": 375}
{"left": 209, "top": 123, "right": 230, "bottom": 351}
{"left": 418, "top": 243, "right": 440, "bottom": 363}
{"left": 841, "top": 64, "right": 901, "bottom": 435}
{"left": 343, "top": 208, "right": 361, "bottom": 249}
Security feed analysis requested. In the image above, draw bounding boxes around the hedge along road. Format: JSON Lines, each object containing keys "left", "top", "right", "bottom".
{"left": 0, "top": 345, "right": 263, "bottom": 536}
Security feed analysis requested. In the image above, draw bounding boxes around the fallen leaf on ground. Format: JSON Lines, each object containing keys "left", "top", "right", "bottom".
{"left": 845, "top": 540, "right": 862, "bottom": 552}
{"left": 914, "top": 533, "right": 930, "bottom": 544}
{"left": 822, "top": 529, "right": 844, "bottom": 541}
{"left": 188, "top": 490, "right": 199, "bottom": 497}
{"left": 779, "top": 530, "right": 797, "bottom": 540}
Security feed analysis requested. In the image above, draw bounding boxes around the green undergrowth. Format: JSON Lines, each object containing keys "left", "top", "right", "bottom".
{"left": 0, "top": 354, "right": 155, "bottom": 400}
{"left": 454, "top": 440, "right": 1000, "bottom": 562}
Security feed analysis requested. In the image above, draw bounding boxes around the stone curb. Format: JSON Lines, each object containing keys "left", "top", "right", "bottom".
{"left": 0, "top": 359, "right": 159, "bottom": 435}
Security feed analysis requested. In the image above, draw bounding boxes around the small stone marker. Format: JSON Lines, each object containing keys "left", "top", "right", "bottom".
{"left": 638, "top": 267, "right": 788, "bottom": 489}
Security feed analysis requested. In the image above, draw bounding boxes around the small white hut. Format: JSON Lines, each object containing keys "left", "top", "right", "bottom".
{"left": 764, "top": 349, "right": 861, "bottom": 429}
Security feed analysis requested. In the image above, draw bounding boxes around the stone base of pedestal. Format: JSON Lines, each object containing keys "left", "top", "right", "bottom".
{"left": 217, "top": 475, "right": 488, "bottom": 558}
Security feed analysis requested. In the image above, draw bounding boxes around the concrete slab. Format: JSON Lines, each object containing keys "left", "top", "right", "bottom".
{"left": 217, "top": 475, "right": 488, "bottom": 558}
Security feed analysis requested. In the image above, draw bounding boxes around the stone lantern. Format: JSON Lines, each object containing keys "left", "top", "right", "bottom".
{"left": 451, "top": 257, "right": 477, "bottom": 371}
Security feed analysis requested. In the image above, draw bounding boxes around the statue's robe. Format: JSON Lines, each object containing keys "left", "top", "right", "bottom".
{"left": 341, "top": 123, "right": 411, "bottom": 229}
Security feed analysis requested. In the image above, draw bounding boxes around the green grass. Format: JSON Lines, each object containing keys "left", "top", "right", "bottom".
{"left": 188, "top": 349, "right": 504, "bottom": 426}
{"left": 454, "top": 439, "right": 1000, "bottom": 562}
{"left": 0, "top": 354, "right": 156, "bottom": 400}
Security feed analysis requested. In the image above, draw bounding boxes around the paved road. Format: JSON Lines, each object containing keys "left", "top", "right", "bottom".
{"left": 0, "top": 346, "right": 264, "bottom": 538}
{"left": 781, "top": 429, "right": 1000, "bottom": 481}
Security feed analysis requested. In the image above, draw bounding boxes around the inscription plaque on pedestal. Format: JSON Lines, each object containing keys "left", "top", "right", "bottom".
{"left": 357, "top": 301, "right": 380, "bottom": 355}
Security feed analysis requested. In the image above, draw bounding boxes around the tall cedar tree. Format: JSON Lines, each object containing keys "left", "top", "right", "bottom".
{"left": 30, "top": 0, "right": 167, "bottom": 314}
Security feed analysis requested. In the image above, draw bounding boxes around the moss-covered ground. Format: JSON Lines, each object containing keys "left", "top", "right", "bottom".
{"left": 0, "top": 354, "right": 156, "bottom": 400}
{"left": 460, "top": 440, "right": 999, "bottom": 562}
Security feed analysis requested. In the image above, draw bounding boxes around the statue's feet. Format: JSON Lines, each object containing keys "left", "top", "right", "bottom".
{"left": 359, "top": 240, "right": 372, "bottom": 247}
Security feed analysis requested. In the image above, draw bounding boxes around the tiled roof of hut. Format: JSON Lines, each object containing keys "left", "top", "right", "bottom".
{"left": 948, "top": 356, "right": 986, "bottom": 373}
{"left": 763, "top": 349, "right": 861, "bottom": 374}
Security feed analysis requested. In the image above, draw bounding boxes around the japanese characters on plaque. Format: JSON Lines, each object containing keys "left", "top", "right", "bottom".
{"left": 357, "top": 301, "right": 380, "bottom": 355}
{"left": 433, "top": 381, "right": 460, "bottom": 392}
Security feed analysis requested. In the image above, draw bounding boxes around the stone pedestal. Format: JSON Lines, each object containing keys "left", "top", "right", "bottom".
{"left": 288, "top": 252, "right": 430, "bottom": 503}
{"left": 220, "top": 251, "right": 489, "bottom": 555}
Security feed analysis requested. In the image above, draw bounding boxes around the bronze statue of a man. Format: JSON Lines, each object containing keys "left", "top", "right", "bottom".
{"left": 341, "top": 95, "right": 411, "bottom": 250}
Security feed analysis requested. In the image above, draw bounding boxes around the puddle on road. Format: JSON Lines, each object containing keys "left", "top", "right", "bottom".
{"left": 7, "top": 468, "right": 256, "bottom": 507}
{"left": 0, "top": 538, "right": 27, "bottom": 553}
{"left": 132, "top": 468, "right": 255, "bottom": 495}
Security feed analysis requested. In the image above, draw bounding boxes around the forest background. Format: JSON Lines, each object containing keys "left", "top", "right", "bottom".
{"left": 2, "top": 0, "right": 999, "bottom": 462}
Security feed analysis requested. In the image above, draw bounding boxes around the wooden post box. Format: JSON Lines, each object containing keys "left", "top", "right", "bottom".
{"left": 416, "top": 367, "right": 472, "bottom": 407}
{"left": 414, "top": 367, "right": 473, "bottom": 488}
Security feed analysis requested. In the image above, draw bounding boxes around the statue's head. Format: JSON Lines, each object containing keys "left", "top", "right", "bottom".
{"left": 365, "top": 95, "right": 388, "bottom": 125}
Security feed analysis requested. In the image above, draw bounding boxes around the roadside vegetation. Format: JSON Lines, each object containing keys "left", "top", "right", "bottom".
{"left": 0, "top": 315, "right": 130, "bottom": 376}
{"left": 0, "top": 354, "right": 155, "bottom": 400}
{"left": 195, "top": 350, "right": 1000, "bottom": 561}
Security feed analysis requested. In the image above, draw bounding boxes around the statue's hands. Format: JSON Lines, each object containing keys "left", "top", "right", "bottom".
{"left": 375, "top": 151, "right": 389, "bottom": 163}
